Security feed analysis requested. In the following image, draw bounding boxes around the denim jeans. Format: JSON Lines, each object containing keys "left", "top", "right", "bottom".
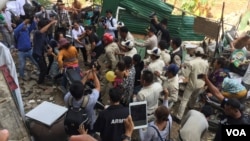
{"left": 33, "top": 53, "right": 48, "bottom": 84}
{"left": 18, "top": 49, "right": 39, "bottom": 77}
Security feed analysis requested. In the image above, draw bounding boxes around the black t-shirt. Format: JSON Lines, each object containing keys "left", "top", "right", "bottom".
{"left": 88, "top": 32, "right": 100, "bottom": 45}
{"left": 134, "top": 61, "right": 144, "bottom": 87}
{"left": 160, "top": 28, "right": 170, "bottom": 44}
{"left": 94, "top": 105, "right": 129, "bottom": 141}
{"left": 33, "top": 30, "right": 47, "bottom": 56}
{"left": 214, "top": 98, "right": 249, "bottom": 141}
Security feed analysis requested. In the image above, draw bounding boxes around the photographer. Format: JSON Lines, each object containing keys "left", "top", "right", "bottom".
{"left": 64, "top": 66, "right": 100, "bottom": 134}
{"left": 99, "top": 9, "right": 118, "bottom": 39}
{"left": 55, "top": 2, "right": 71, "bottom": 37}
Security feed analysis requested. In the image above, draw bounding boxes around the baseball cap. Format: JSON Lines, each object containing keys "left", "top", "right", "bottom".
{"left": 195, "top": 47, "right": 204, "bottom": 54}
{"left": 58, "top": 38, "right": 69, "bottom": 48}
{"left": 147, "top": 47, "right": 161, "bottom": 56}
{"left": 224, "top": 98, "right": 244, "bottom": 111}
{"left": 166, "top": 63, "right": 179, "bottom": 76}
{"left": 117, "top": 21, "right": 125, "bottom": 27}
{"left": 121, "top": 40, "right": 134, "bottom": 49}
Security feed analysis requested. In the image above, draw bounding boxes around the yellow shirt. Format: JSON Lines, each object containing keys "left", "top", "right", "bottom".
{"left": 57, "top": 46, "right": 78, "bottom": 68}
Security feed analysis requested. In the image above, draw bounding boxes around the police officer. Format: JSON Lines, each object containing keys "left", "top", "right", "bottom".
{"left": 172, "top": 47, "right": 209, "bottom": 124}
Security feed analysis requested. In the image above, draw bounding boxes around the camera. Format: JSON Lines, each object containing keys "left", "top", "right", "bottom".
{"left": 99, "top": 16, "right": 106, "bottom": 26}
{"left": 83, "top": 80, "right": 95, "bottom": 95}
{"left": 23, "top": 0, "right": 41, "bottom": 21}
{"left": 86, "top": 60, "right": 101, "bottom": 71}
{"left": 197, "top": 74, "right": 205, "bottom": 79}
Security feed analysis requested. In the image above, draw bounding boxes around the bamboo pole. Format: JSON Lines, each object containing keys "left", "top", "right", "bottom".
{"left": 214, "top": 2, "right": 225, "bottom": 58}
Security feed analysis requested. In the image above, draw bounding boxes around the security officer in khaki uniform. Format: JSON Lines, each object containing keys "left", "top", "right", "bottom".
{"left": 100, "top": 33, "right": 119, "bottom": 105}
{"left": 173, "top": 47, "right": 209, "bottom": 123}
{"left": 103, "top": 33, "right": 119, "bottom": 70}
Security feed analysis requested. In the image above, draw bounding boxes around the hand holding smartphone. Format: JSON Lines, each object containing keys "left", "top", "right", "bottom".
{"left": 197, "top": 74, "right": 205, "bottom": 79}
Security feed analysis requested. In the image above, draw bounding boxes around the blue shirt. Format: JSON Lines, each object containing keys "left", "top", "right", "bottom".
{"left": 14, "top": 21, "right": 37, "bottom": 51}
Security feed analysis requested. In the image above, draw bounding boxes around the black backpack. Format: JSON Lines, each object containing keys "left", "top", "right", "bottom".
{"left": 109, "top": 18, "right": 118, "bottom": 39}
{"left": 64, "top": 95, "right": 90, "bottom": 135}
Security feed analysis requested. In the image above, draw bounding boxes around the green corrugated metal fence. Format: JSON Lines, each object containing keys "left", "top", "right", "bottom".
{"left": 100, "top": 0, "right": 205, "bottom": 41}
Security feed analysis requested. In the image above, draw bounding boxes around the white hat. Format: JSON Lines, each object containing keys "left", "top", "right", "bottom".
{"left": 147, "top": 47, "right": 161, "bottom": 56}
{"left": 185, "top": 43, "right": 197, "bottom": 49}
{"left": 195, "top": 47, "right": 205, "bottom": 54}
{"left": 121, "top": 40, "right": 134, "bottom": 49}
{"left": 117, "top": 21, "right": 125, "bottom": 27}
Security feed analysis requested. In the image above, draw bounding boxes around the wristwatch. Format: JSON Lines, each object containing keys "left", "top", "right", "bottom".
{"left": 121, "top": 134, "right": 131, "bottom": 141}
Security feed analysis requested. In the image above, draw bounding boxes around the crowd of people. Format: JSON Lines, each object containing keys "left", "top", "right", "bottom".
{"left": 1, "top": 0, "right": 250, "bottom": 141}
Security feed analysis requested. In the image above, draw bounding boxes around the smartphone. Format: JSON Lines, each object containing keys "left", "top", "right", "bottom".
{"left": 197, "top": 74, "right": 205, "bottom": 79}
{"left": 129, "top": 101, "right": 148, "bottom": 129}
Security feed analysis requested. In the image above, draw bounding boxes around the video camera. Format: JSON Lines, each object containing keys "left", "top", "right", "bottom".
{"left": 99, "top": 16, "right": 106, "bottom": 26}
{"left": 23, "top": 0, "right": 41, "bottom": 21}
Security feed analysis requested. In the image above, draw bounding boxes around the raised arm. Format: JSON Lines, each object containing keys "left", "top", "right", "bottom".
{"left": 204, "top": 74, "right": 224, "bottom": 103}
{"left": 91, "top": 68, "right": 100, "bottom": 92}
{"left": 40, "top": 20, "right": 57, "bottom": 33}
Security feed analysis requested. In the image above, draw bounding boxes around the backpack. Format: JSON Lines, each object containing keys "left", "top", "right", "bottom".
{"left": 109, "top": 18, "right": 118, "bottom": 39}
{"left": 64, "top": 95, "right": 90, "bottom": 135}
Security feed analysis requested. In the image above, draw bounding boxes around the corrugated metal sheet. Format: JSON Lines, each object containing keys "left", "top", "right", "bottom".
{"left": 119, "top": 0, "right": 173, "bottom": 20}
{"left": 168, "top": 15, "right": 205, "bottom": 41}
{"left": 100, "top": 0, "right": 205, "bottom": 41}
{"left": 101, "top": 0, "right": 121, "bottom": 16}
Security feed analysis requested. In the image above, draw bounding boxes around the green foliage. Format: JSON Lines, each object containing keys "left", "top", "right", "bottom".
{"left": 181, "top": 0, "right": 197, "bottom": 13}
{"left": 93, "top": 0, "right": 102, "bottom": 5}
{"left": 180, "top": 0, "right": 214, "bottom": 17}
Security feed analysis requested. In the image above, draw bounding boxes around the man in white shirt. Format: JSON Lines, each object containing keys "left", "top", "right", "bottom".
{"left": 183, "top": 43, "right": 197, "bottom": 63}
{"left": 136, "top": 70, "right": 163, "bottom": 121}
{"left": 170, "top": 37, "right": 182, "bottom": 67}
{"left": 72, "top": 21, "right": 87, "bottom": 63}
{"left": 161, "top": 64, "right": 179, "bottom": 109}
{"left": 102, "top": 9, "right": 117, "bottom": 39}
{"left": 6, "top": 0, "right": 25, "bottom": 17}
{"left": 158, "top": 40, "right": 171, "bottom": 65}
{"left": 178, "top": 105, "right": 212, "bottom": 141}
{"left": 145, "top": 47, "right": 165, "bottom": 83}
{"left": 35, "top": 6, "right": 57, "bottom": 20}
{"left": 135, "top": 26, "right": 158, "bottom": 50}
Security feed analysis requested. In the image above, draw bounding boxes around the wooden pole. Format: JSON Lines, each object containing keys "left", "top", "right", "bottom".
{"left": 214, "top": 2, "right": 225, "bottom": 58}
